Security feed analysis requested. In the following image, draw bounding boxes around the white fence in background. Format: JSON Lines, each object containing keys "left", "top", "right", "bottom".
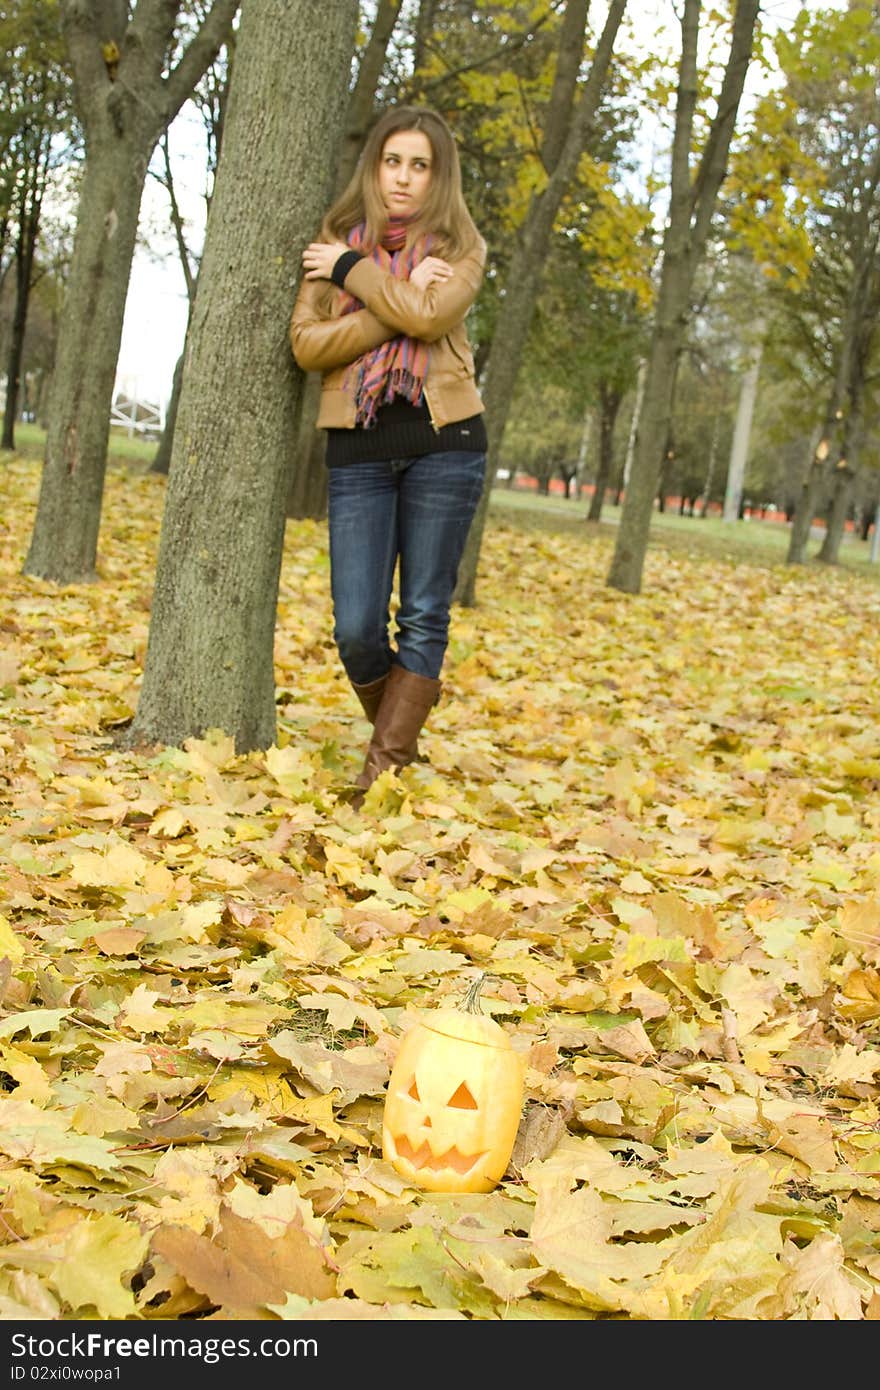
{"left": 110, "top": 394, "right": 165, "bottom": 439}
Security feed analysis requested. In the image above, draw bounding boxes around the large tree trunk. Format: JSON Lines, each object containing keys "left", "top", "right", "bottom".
{"left": 23, "top": 147, "right": 146, "bottom": 578}
{"left": 125, "top": 0, "right": 358, "bottom": 754}
{"left": 453, "top": 0, "right": 628, "bottom": 606}
{"left": 586, "top": 382, "right": 621, "bottom": 522}
{"left": 286, "top": 0, "right": 403, "bottom": 521}
{"left": 22, "top": 0, "right": 238, "bottom": 583}
{"left": 607, "top": 0, "right": 759, "bottom": 593}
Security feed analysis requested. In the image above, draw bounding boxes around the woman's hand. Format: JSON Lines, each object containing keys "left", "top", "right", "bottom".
{"left": 410, "top": 256, "right": 454, "bottom": 290}
{"left": 302, "top": 240, "right": 350, "bottom": 280}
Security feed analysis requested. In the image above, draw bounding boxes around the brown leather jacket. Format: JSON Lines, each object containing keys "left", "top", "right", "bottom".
{"left": 289, "top": 238, "right": 486, "bottom": 431}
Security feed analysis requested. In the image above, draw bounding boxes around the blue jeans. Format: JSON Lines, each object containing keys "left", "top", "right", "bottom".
{"left": 327, "top": 450, "right": 486, "bottom": 683}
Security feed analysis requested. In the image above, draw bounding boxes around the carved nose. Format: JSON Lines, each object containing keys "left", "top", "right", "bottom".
{"left": 423, "top": 1116, "right": 432, "bottom": 1127}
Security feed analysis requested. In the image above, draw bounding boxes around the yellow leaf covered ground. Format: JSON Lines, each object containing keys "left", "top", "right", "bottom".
{"left": 2, "top": 456, "right": 880, "bottom": 1321}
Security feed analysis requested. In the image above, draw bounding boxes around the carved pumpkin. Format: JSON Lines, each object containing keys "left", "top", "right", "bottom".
{"left": 382, "top": 975, "right": 525, "bottom": 1193}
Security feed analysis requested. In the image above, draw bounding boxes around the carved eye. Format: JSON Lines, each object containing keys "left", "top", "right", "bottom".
{"left": 406, "top": 1078, "right": 420, "bottom": 1100}
{"left": 446, "top": 1082, "right": 478, "bottom": 1110}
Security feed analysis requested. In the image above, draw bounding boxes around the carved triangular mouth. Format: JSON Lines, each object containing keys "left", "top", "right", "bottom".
{"left": 390, "top": 1133, "right": 487, "bottom": 1175}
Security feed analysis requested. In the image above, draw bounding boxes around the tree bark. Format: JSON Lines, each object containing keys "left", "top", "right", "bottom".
{"left": 606, "top": 0, "right": 759, "bottom": 593}
{"left": 23, "top": 0, "right": 239, "bottom": 583}
{"left": 125, "top": 0, "right": 358, "bottom": 753}
{"left": 453, "top": 0, "right": 628, "bottom": 606}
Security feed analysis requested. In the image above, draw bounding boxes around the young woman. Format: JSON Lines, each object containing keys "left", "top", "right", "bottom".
{"left": 289, "top": 105, "right": 487, "bottom": 799}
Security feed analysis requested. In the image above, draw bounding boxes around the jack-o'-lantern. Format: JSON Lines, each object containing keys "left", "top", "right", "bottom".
{"left": 382, "top": 974, "right": 525, "bottom": 1193}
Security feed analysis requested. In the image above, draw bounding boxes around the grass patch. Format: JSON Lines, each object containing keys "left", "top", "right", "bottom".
{"left": 489, "top": 486, "right": 880, "bottom": 583}
{"left": 3, "top": 420, "right": 159, "bottom": 468}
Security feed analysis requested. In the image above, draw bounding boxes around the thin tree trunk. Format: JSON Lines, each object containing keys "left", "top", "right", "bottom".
{"left": 622, "top": 357, "right": 646, "bottom": 489}
{"left": 1, "top": 192, "right": 41, "bottom": 450}
{"left": 786, "top": 367, "right": 849, "bottom": 565}
{"left": 150, "top": 348, "right": 185, "bottom": 476}
{"left": 700, "top": 410, "right": 720, "bottom": 514}
{"left": 819, "top": 392, "right": 865, "bottom": 563}
{"left": 334, "top": 0, "right": 402, "bottom": 192}
{"left": 722, "top": 318, "right": 764, "bottom": 522}
{"left": 454, "top": 0, "right": 628, "bottom": 606}
{"left": 575, "top": 401, "right": 593, "bottom": 498}
{"left": 152, "top": 43, "right": 233, "bottom": 477}
{"left": 412, "top": 0, "right": 438, "bottom": 73}
{"left": 125, "top": 0, "right": 358, "bottom": 753}
{"left": 818, "top": 460, "right": 857, "bottom": 563}
{"left": 587, "top": 384, "right": 621, "bottom": 522}
{"left": 607, "top": 0, "right": 759, "bottom": 593}
{"left": 22, "top": 0, "right": 239, "bottom": 583}
{"left": 787, "top": 144, "right": 880, "bottom": 565}
{"left": 286, "top": 372, "right": 329, "bottom": 517}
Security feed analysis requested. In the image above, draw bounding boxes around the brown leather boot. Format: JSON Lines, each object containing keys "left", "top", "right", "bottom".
{"left": 355, "top": 664, "right": 441, "bottom": 794}
{"left": 350, "top": 672, "right": 389, "bottom": 724}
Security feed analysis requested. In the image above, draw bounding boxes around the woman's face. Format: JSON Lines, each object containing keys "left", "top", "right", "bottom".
{"left": 377, "top": 129, "right": 433, "bottom": 218}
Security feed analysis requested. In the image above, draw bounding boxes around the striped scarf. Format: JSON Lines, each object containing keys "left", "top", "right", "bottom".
{"left": 340, "top": 218, "right": 432, "bottom": 428}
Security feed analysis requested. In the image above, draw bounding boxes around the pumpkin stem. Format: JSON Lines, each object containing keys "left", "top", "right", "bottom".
{"left": 461, "top": 972, "right": 489, "bottom": 1014}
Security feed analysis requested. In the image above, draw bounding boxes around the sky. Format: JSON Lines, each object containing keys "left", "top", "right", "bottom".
{"left": 114, "top": 0, "right": 827, "bottom": 412}
{"left": 115, "top": 105, "right": 209, "bottom": 411}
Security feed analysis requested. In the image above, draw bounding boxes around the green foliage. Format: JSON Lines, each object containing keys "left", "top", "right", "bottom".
{"left": 0, "top": 0, "right": 76, "bottom": 239}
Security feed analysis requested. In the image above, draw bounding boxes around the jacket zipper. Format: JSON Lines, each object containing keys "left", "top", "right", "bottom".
{"left": 423, "top": 385, "right": 440, "bottom": 433}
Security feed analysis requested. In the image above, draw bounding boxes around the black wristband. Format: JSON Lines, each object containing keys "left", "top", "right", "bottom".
{"left": 331, "top": 249, "right": 363, "bottom": 288}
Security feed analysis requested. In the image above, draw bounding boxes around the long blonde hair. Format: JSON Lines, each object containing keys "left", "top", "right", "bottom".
{"left": 321, "top": 105, "right": 482, "bottom": 262}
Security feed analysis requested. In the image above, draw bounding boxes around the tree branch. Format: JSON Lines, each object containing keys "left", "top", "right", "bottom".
{"left": 157, "top": 130, "right": 196, "bottom": 300}
{"left": 668, "top": 0, "right": 699, "bottom": 255}
{"left": 334, "top": 0, "right": 402, "bottom": 195}
{"left": 160, "top": 0, "right": 239, "bottom": 130}
{"left": 690, "top": 0, "right": 760, "bottom": 251}
{"left": 403, "top": 7, "right": 559, "bottom": 103}
{"left": 60, "top": 0, "right": 127, "bottom": 130}
{"left": 524, "top": 0, "right": 628, "bottom": 257}
{"left": 540, "top": 0, "right": 589, "bottom": 172}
